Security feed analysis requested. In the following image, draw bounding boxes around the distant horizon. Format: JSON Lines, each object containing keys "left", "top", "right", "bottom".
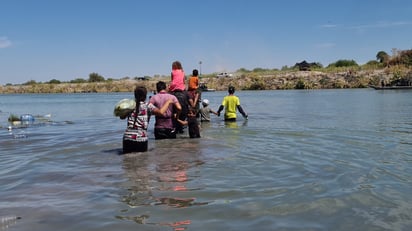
{"left": 2, "top": 0, "right": 412, "bottom": 84}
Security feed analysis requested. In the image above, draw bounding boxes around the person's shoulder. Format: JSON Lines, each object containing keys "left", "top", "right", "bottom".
{"left": 149, "top": 94, "right": 159, "bottom": 100}
{"left": 169, "top": 93, "right": 179, "bottom": 100}
{"left": 225, "top": 95, "right": 234, "bottom": 99}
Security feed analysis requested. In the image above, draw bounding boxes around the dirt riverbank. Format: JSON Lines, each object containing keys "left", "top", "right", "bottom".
{"left": 0, "top": 68, "right": 410, "bottom": 94}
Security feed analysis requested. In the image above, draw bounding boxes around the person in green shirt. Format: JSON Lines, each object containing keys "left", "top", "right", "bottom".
{"left": 217, "top": 86, "right": 248, "bottom": 121}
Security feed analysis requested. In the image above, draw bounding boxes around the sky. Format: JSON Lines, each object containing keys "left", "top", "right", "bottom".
{"left": 1, "top": 0, "right": 412, "bottom": 84}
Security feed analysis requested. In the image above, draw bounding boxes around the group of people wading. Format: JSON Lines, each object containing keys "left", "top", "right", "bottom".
{"left": 121, "top": 61, "right": 248, "bottom": 154}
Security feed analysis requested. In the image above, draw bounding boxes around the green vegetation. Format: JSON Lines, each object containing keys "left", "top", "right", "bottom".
{"left": 8, "top": 114, "right": 20, "bottom": 122}
{"left": 88, "top": 72, "right": 105, "bottom": 82}
{"left": 327, "top": 59, "right": 358, "bottom": 68}
{"left": 48, "top": 79, "right": 61, "bottom": 84}
{"left": 22, "top": 80, "right": 38, "bottom": 85}
{"left": 70, "top": 78, "right": 88, "bottom": 83}
{"left": 376, "top": 51, "right": 389, "bottom": 65}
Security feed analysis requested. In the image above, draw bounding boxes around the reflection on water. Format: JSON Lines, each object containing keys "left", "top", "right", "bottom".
{"left": 118, "top": 139, "right": 209, "bottom": 230}
{"left": 222, "top": 120, "right": 248, "bottom": 129}
{"left": 0, "top": 216, "right": 21, "bottom": 230}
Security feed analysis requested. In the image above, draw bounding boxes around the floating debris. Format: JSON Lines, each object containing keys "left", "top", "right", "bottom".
{"left": 0, "top": 216, "right": 21, "bottom": 229}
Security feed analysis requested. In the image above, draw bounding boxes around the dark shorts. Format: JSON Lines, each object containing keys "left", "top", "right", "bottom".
{"left": 122, "top": 140, "right": 148, "bottom": 154}
{"left": 224, "top": 118, "right": 236, "bottom": 122}
{"left": 188, "top": 118, "right": 201, "bottom": 138}
{"left": 154, "top": 128, "right": 177, "bottom": 139}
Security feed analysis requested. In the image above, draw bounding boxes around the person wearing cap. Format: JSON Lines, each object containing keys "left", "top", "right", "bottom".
{"left": 217, "top": 86, "right": 248, "bottom": 121}
{"left": 200, "top": 98, "right": 218, "bottom": 122}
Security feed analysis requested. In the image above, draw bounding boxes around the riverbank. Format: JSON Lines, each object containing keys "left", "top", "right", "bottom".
{"left": 1, "top": 68, "right": 410, "bottom": 94}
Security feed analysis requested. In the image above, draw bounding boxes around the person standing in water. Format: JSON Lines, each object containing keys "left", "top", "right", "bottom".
{"left": 217, "top": 86, "right": 248, "bottom": 121}
{"left": 199, "top": 99, "right": 218, "bottom": 122}
{"left": 149, "top": 81, "right": 182, "bottom": 139}
{"left": 122, "top": 86, "right": 173, "bottom": 153}
{"left": 176, "top": 107, "right": 201, "bottom": 138}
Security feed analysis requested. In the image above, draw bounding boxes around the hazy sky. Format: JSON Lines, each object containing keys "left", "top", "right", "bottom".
{"left": 1, "top": 0, "right": 412, "bottom": 84}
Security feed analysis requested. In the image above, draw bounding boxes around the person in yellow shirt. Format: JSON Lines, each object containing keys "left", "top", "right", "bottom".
{"left": 217, "top": 86, "right": 248, "bottom": 121}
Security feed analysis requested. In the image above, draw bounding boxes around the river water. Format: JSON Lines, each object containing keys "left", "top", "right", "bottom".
{"left": 1, "top": 89, "right": 411, "bottom": 231}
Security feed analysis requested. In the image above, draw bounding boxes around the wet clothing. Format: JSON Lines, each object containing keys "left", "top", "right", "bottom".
{"left": 149, "top": 92, "right": 180, "bottom": 139}
{"left": 169, "top": 69, "right": 185, "bottom": 92}
{"left": 171, "top": 90, "right": 192, "bottom": 133}
{"left": 122, "top": 101, "right": 156, "bottom": 153}
{"left": 153, "top": 128, "right": 177, "bottom": 139}
{"left": 200, "top": 106, "right": 213, "bottom": 122}
{"left": 188, "top": 116, "right": 200, "bottom": 138}
{"left": 221, "top": 95, "right": 241, "bottom": 120}
{"left": 188, "top": 90, "right": 201, "bottom": 118}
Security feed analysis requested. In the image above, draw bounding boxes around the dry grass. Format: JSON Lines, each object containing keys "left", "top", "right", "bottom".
{"left": 1, "top": 68, "right": 411, "bottom": 94}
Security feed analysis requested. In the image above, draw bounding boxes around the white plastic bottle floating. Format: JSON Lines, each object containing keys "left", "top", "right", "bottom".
{"left": 0, "top": 216, "right": 21, "bottom": 229}
{"left": 20, "top": 114, "right": 35, "bottom": 122}
{"left": 20, "top": 114, "right": 35, "bottom": 125}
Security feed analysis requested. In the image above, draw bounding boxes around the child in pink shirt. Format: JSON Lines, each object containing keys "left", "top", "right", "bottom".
{"left": 169, "top": 61, "right": 186, "bottom": 92}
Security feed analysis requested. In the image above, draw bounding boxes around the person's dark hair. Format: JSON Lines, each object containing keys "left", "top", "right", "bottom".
{"left": 134, "top": 86, "right": 147, "bottom": 102}
{"left": 172, "top": 61, "right": 183, "bottom": 70}
{"left": 192, "top": 69, "right": 198, "bottom": 76}
{"left": 188, "top": 107, "right": 197, "bottom": 115}
{"left": 156, "top": 81, "right": 167, "bottom": 92}
{"left": 228, "top": 86, "right": 235, "bottom": 94}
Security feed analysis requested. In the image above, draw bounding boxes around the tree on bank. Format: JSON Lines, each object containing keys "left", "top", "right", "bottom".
{"left": 48, "top": 79, "right": 61, "bottom": 84}
{"left": 327, "top": 59, "right": 358, "bottom": 68}
{"left": 376, "top": 51, "right": 390, "bottom": 66}
{"left": 70, "top": 78, "right": 87, "bottom": 83}
{"left": 88, "top": 72, "right": 105, "bottom": 82}
{"left": 389, "top": 49, "right": 412, "bottom": 66}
